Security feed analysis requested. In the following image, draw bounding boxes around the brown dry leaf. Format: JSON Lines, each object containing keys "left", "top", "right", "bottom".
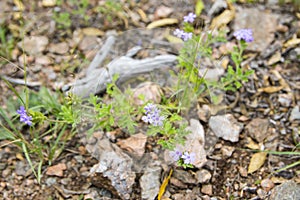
{"left": 157, "top": 169, "right": 173, "bottom": 200}
{"left": 147, "top": 18, "right": 178, "bottom": 29}
{"left": 248, "top": 152, "right": 267, "bottom": 173}
{"left": 283, "top": 35, "right": 300, "bottom": 48}
{"left": 270, "top": 70, "right": 292, "bottom": 92}
{"left": 267, "top": 51, "right": 281, "bottom": 66}
{"left": 16, "top": 153, "right": 24, "bottom": 160}
{"left": 137, "top": 8, "right": 148, "bottom": 22}
{"left": 245, "top": 137, "right": 260, "bottom": 150}
{"left": 46, "top": 163, "right": 67, "bottom": 177}
{"left": 257, "top": 86, "right": 283, "bottom": 93}
{"left": 82, "top": 27, "right": 105, "bottom": 36}
{"left": 165, "top": 34, "right": 183, "bottom": 43}
{"left": 271, "top": 176, "right": 288, "bottom": 184}
{"left": 210, "top": 9, "right": 235, "bottom": 29}
{"left": 42, "top": 0, "right": 56, "bottom": 7}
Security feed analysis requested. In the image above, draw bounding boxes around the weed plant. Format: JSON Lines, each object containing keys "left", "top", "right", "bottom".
{"left": 0, "top": 4, "right": 272, "bottom": 179}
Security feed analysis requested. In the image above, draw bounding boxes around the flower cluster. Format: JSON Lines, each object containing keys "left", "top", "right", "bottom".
{"left": 170, "top": 148, "right": 196, "bottom": 165}
{"left": 233, "top": 29, "right": 254, "bottom": 43}
{"left": 142, "top": 103, "right": 165, "bottom": 126}
{"left": 183, "top": 12, "right": 196, "bottom": 23}
{"left": 17, "top": 106, "right": 32, "bottom": 126}
{"left": 173, "top": 12, "right": 196, "bottom": 41}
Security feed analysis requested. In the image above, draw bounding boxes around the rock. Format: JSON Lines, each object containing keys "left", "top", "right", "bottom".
{"left": 132, "top": 82, "right": 162, "bottom": 106}
{"left": 234, "top": 7, "right": 278, "bottom": 52}
{"left": 269, "top": 180, "right": 300, "bottom": 200}
{"left": 197, "top": 104, "right": 211, "bottom": 122}
{"left": 221, "top": 145, "right": 235, "bottom": 157}
{"left": 173, "top": 169, "right": 197, "bottom": 185}
{"left": 35, "top": 55, "right": 52, "bottom": 65}
{"left": 117, "top": 133, "right": 147, "bottom": 158}
{"left": 201, "top": 184, "right": 213, "bottom": 195}
{"left": 290, "top": 106, "right": 300, "bottom": 121}
{"left": 195, "top": 169, "right": 211, "bottom": 183}
{"left": 46, "top": 163, "right": 67, "bottom": 177}
{"left": 15, "top": 161, "right": 30, "bottom": 176}
{"left": 261, "top": 178, "right": 274, "bottom": 192}
{"left": 140, "top": 166, "right": 161, "bottom": 200}
{"left": 208, "top": 0, "right": 228, "bottom": 17}
{"left": 154, "top": 6, "right": 173, "bottom": 19}
{"left": 87, "top": 138, "right": 135, "bottom": 199}
{"left": 49, "top": 42, "right": 69, "bottom": 54}
{"left": 209, "top": 114, "right": 243, "bottom": 142}
{"left": 19, "top": 36, "right": 49, "bottom": 55}
{"left": 278, "top": 93, "right": 292, "bottom": 107}
{"left": 246, "top": 118, "right": 269, "bottom": 143}
{"left": 79, "top": 36, "right": 99, "bottom": 51}
{"left": 165, "top": 119, "right": 207, "bottom": 168}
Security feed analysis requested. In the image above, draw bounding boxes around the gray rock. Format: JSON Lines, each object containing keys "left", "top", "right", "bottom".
{"left": 246, "top": 118, "right": 269, "bottom": 143}
{"left": 195, "top": 169, "right": 212, "bottom": 183}
{"left": 140, "top": 166, "right": 161, "bottom": 200}
{"left": 208, "top": 0, "right": 227, "bottom": 17}
{"left": 234, "top": 7, "right": 278, "bottom": 52}
{"left": 209, "top": 114, "right": 243, "bottom": 142}
{"left": 290, "top": 106, "right": 300, "bottom": 121}
{"left": 88, "top": 138, "right": 135, "bottom": 200}
{"left": 269, "top": 180, "right": 300, "bottom": 200}
{"left": 173, "top": 169, "right": 197, "bottom": 185}
{"left": 18, "top": 36, "right": 49, "bottom": 55}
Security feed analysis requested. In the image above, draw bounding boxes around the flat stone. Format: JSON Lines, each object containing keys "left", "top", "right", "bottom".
{"left": 201, "top": 184, "right": 213, "bottom": 195}
{"left": 290, "top": 106, "right": 300, "bottom": 121}
{"left": 140, "top": 166, "right": 161, "bottom": 200}
{"left": 221, "top": 145, "right": 235, "bottom": 157}
{"left": 35, "top": 55, "right": 52, "bottom": 65}
{"left": 195, "top": 169, "right": 212, "bottom": 183}
{"left": 19, "top": 36, "right": 49, "bottom": 55}
{"left": 278, "top": 93, "right": 293, "bottom": 107}
{"left": 173, "top": 169, "right": 197, "bottom": 185}
{"left": 234, "top": 7, "right": 278, "bottom": 52}
{"left": 49, "top": 42, "right": 69, "bottom": 55}
{"left": 209, "top": 114, "right": 243, "bottom": 142}
{"left": 117, "top": 133, "right": 147, "bottom": 158}
{"left": 261, "top": 178, "right": 274, "bottom": 192}
{"left": 246, "top": 118, "right": 269, "bottom": 142}
{"left": 269, "top": 180, "right": 300, "bottom": 200}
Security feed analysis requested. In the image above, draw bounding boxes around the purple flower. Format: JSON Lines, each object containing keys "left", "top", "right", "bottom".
{"left": 183, "top": 12, "right": 196, "bottom": 23}
{"left": 17, "top": 106, "right": 32, "bottom": 126}
{"left": 233, "top": 29, "right": 254, "bottom": 43}
{"left": 181, "top": 32, "right": 193, "bottom": 41}
{"left": 17, "top": 106, "right": 26, "bottom": 115}
{"left": 181, "top": 152, "right": 196, "bottom": 164}
{"left": 173, "top": 28, "right": 184, "bottom": 38}
{"left": 142, "top": 103, "right": 165, "bottom": 127}
{"left": 170, "top": 148, "right": 182, "bottom": 161}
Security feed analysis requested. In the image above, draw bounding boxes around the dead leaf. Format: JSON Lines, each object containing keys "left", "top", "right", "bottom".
{"left": 137, "top": 8, "right": 148, "bottom": 22}
{"left": 248, "top": 152, "right": 267, "bottom": 173}
{"left": 147, "top": 18, "right": 178, "bottom": 29}
{"left": 157, "top": 169, "right": 173, "bottom": 200}
{"left": 267, "top": 51, "right": 282, "bottom": 66}
{"left": 257, "top": 86, "right": 283, "bottom": 93}
{"left": 195, "top": 0, "right": 205, "bottom": 16}
{"left": 284, "top": 35, "right": 300, "bottom": 48}
{"left": 245, "top": 137, "right": 260, "bottom": 150}
{"left": 82, "top": 27, "right": 105, "bottom": 36}
{"left": 164, "top": 34, "right": 183, "bottom": 43}
{"left": 42, "top": 0, "right": 56, "bottom": 7}
{"left": 46, "top": 163, "right": 67, "bottom": 177}
{"left": 210, "top": 9, "right": 235, "bottom": 29}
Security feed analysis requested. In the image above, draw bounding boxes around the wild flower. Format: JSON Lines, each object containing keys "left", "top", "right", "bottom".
{"left": 183, "top": 12, "right": 196, "bottom": 23}
{"left": 17, "top": 106, "right": 32, "bottom": 126}
{"left": 169, "top": 148, "right": 182, "bottom": 161}
{"left": 142, "top": 103, "right": 165, "bottom": 127}
{"left": 181, "top": 152, "right": 196, "bottom": 164}
{"left": 181, "top": 32, "right": 193, "bottom": 41}
{"left": 233, "top": 29, "right": 254, "bottom": 43}
{"left": 173, "top": 29, "right": 193, "bottom": 41}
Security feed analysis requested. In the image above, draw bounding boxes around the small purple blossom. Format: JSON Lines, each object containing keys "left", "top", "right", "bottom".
{"left": 17, "top": 106, "right": 32, "bottom": 126}
{"left": 183, "top": 12, "right": 196, "bottom": 23}
{"left": 181, "top": 152, "right": 196, "bottom": 164}
{"left": 170, "top": 148, "right": 182, "bottom": 161}
{"left": 181, "top": 32, "right": 193, "bottom": 41}
{"left": 233, "top": 29, "right": 254, "bottom": 43}
{"left": 142, "top": 103, "right": 165, "bottom": 127}
{"left": 173, "top": 28, "right": 184, "bottom": 38}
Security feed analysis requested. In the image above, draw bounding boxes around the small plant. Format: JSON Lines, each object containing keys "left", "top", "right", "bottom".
{"left": 52, "top": 12, "right": 72, "bottom": 29}
{"left": 0, "top": 24, "right": 15, "bottom": 60}
{"left": 169, "top": 148, "right": 196, "bottom": 169}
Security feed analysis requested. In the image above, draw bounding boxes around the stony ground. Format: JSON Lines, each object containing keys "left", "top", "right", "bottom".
{"left": 0, "top": 0, "right": 300, "bottom": 200}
